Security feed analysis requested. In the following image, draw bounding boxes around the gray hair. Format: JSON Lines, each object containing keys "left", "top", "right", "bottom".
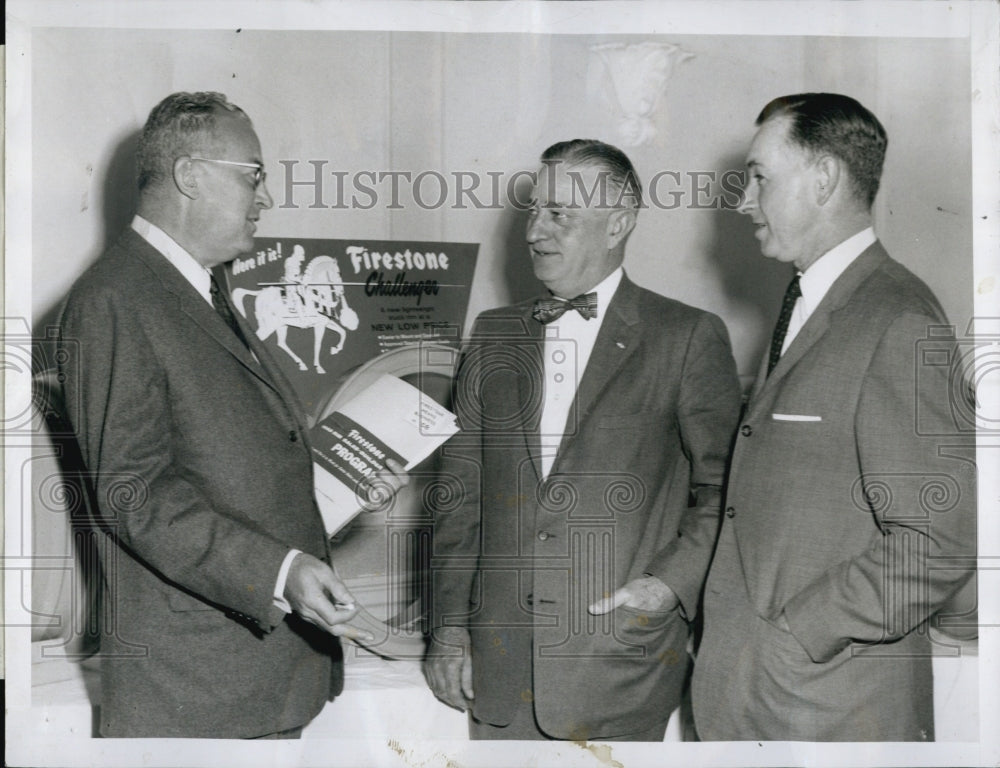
{"left": 136, "top": 91, "right": 248, "bottom": 191}
{"left": 540, "top": 138, "right": 643, "bottom": 209}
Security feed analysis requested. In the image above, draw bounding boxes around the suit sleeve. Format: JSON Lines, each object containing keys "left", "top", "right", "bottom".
{"left": 783, "top": 312, "right": 977, "bottom": 662}
{"left": 645, "top": 312, "right": 742, "bottom": 619}
{"left": 428, "top": 325, "right": 486, "bottom": 635}
{"left": 59, "top": 288, "right": 293, "bottom": 629}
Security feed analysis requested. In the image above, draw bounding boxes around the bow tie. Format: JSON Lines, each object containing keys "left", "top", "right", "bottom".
{"left": 532, "top": 292, "right": 598, "bottom": 324}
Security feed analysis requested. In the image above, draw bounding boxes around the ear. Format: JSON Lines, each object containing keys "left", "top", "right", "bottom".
{"left": 814, "top": 154, "right": 840, "bottom": 206}
{"left": 173, "top": 156, "right": 200, "bottom": 200}
{"left": 607, "top": 207, "right": 637, "bottom": 249}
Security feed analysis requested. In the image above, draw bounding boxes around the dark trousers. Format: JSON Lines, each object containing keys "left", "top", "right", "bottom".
{"left": 470, "top": 707, "right": 668, "bottom": 741}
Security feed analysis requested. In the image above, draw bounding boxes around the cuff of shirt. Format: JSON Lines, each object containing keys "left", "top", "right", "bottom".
{"left": 272, "top": 549, "right": 302, "bottom": 614}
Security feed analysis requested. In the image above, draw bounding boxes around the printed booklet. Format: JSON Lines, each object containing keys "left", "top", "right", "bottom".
{"left": 311, "top": 374, "right": 458, "bottom": 535}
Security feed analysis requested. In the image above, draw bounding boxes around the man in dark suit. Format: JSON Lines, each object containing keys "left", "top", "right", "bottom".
{"left": 424, "top": 139, "right": 742, "bottom": 740}
{"left": 57, "top": 92, "right": 401, "bottom": 738}
{"left": 692, "top": 93, "right": 977, "bottom": 741}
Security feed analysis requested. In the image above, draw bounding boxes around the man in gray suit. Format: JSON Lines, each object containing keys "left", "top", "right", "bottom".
{"left": 692, "top": 93, "right": 977, "bottom": 741}
{"left": 58, "top": 92, "right": 402, "bottom": 738}
{"left": 424, "top": 139, "right": 741, "bottom": 740}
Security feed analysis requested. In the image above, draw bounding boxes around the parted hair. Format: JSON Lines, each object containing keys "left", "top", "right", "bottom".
{"left": 540, "top": 138, "right": 643, "bottom": 209}
{"left": 136, "top": 91, "right": 248, "bottom": 192}
{"left": 757, "top": 92, "right": 887, "bottom": 209}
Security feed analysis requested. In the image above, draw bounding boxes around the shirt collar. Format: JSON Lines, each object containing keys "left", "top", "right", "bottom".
{"left": 798, "top": 227, "right": 876, "bottom": 314}
{"left": 131, "top": 214, "right": 213, "bottom": 305}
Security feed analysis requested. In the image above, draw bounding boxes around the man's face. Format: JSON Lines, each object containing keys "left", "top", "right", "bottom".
{"left": 526, "top": 162, "right": 626, "bottom": 298}
{"left": 188, "top": 112, "right": 273, "bottom": 268}
{"left": 738, "top": 116, "right": 821, "bottom": 270}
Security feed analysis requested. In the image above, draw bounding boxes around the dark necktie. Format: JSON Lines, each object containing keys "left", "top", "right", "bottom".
{"left": 532, "top": 292, "right": 598, "bottom": 324}
{"left": 767, "top": 274, "right": 802, "bottom": 376}
{"left": 210, "top": 275, "right": 250, "bottom": 349}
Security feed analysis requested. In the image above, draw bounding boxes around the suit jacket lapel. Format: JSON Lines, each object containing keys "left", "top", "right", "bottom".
{"left": 571, "top": 276, "right": 641, "bottom": 422}
{"left": 517, "top": 304, "right": 547, "bottom": 482}
{"left": 747, "top": 242, "right": 890, "bottom": 413}
{"left": 540, "top": 276, "right": 640, "bottom": 478}
{"left": 126, "top": 230, "right": 282, "bottom": 396}
{"left": 210, "top": 265, "right": 314, "bottom": 435}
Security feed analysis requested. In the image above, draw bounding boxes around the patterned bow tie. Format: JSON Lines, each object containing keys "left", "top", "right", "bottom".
{"left": 532, "top": 292, "right": 598, "bottom": 324}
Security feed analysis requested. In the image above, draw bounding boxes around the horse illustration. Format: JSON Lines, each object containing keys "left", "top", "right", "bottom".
{"left": 233, "top": 253, "right": 359, "bottom": 374}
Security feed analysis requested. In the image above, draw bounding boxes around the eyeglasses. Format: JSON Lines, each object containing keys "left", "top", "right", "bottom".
{"left": 188, "top": 156, "right": 267, "bottom": 188}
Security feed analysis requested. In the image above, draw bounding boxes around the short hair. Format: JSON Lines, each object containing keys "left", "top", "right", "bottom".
{"left": 540, "top": 139, "right": 643, "bottom": 209}
{"left": 136, "top": 91, "right": 248, "bottom": 192}
{"left": 757, "top": 93, "right": 887, "bottom": 208}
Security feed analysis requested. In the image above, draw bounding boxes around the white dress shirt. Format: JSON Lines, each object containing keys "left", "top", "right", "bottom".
{"left": 539, "top": 267, "right": 623, "bottom": 478}
{"left": 131, "top": 215, "right": 299, "bottom": 614}
{"left": 132, "top": 215, "right": 213, "bottom": 302}
{"left": 782, "top": 227, "right": 877, "bottom": 354}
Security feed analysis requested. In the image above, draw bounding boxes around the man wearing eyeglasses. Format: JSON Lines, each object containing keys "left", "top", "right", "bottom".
{"left": 56, "top": 92, "right": 402, "bottom": 738}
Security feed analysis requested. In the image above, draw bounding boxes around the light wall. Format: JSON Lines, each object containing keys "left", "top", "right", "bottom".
{"left": 31, "top": 29, "right": 972, "bottom": 382}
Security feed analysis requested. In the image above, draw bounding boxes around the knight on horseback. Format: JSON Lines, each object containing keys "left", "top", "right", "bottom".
{"left": 232, "top": 248, "right": 360, "bottom": 374}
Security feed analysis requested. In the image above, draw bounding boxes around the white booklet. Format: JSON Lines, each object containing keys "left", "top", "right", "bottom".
{"left": 311, "top": 374, "right": 458, "bottom": 536}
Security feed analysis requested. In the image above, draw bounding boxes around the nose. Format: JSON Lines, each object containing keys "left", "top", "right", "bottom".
{"left": 256, "top": 180, "right": 274, "bottom": 210}
{"left": 526, "top": 211, "right": 546, "bottom": 243}
{"left": 736, "top": 181, "right": 756, "bottom": 215}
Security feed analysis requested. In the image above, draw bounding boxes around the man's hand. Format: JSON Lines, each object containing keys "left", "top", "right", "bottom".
{"left": 588, "top": 575, "right": 680, "bottom": 615}
{"left": 359, "top": 457, "right": 410, "bottom": 512}
{"left": 423, "top": 626, "right": 474, "bottom": 711}
{"left": 283, "top": 552, "right": 374, "bottom": 642}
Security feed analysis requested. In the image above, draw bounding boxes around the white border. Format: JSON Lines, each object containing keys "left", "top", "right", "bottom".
{"left": 3, "top": 0, "right": 977, "bottom": 36}
{"left": 5, "top": 2, "right": 999, "bottom": 767}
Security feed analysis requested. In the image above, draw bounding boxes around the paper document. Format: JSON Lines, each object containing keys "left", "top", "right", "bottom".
{"left": 311, "top": 374, "right": 458, "bottom": 535}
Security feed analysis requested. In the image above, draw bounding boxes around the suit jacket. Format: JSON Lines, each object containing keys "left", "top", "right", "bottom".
{"left": 693, "top": 242, "right": 977, "bottom": 741}
{"left": 57, "top": 229, "right": 341, "bottom": 738}
{"left": 430, "top": 275, "right": 742, "bottom": 739}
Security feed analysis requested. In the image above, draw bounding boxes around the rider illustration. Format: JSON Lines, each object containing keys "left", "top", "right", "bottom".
{"left": 282, "top": 244, "right": 308, "bottom": 317}
{"left": 232, "top": 246, "right": 359, "bottom": 375}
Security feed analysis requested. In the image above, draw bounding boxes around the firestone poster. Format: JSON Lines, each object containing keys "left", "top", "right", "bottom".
{"left": 224, "top": 237, "right": 478, "bottom": 413}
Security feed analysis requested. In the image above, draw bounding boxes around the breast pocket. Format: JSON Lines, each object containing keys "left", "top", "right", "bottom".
{"left": 770, "top": 413, "right": 823, "bottom": 423}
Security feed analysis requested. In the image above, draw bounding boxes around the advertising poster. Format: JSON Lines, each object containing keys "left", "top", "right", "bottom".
{"left": 224, "top": 237, "right": 478, "bottom": 414}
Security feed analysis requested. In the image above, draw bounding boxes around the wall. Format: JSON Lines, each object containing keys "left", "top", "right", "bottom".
{"left": 18, "top": 19, "right": 983, "bottom": 753}
{"left": 31, "top": 29, "right": 972, "bottom": 383}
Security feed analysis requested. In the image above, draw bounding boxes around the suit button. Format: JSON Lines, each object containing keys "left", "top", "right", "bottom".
{"left": 538, "top": 531, "right": 550, "bottom": 541}
{"left": 740, "top": 424, "right": 752, "bottom": 437}
{"left": 725, "top": 506, "right": 735, "bottom": 518}
{"left": 289, "top": 430, "right": 298, "bottom": 442}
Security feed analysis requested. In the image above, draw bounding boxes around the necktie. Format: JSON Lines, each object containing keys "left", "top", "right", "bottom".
{"left": 210, "top": 275, "right": 250, "bottom": 349}
{"left": 532, "top": 292, "right": 598, "bottom": 324}
{"left": 767, "top": 274, "right": 801, "bottom": 375}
